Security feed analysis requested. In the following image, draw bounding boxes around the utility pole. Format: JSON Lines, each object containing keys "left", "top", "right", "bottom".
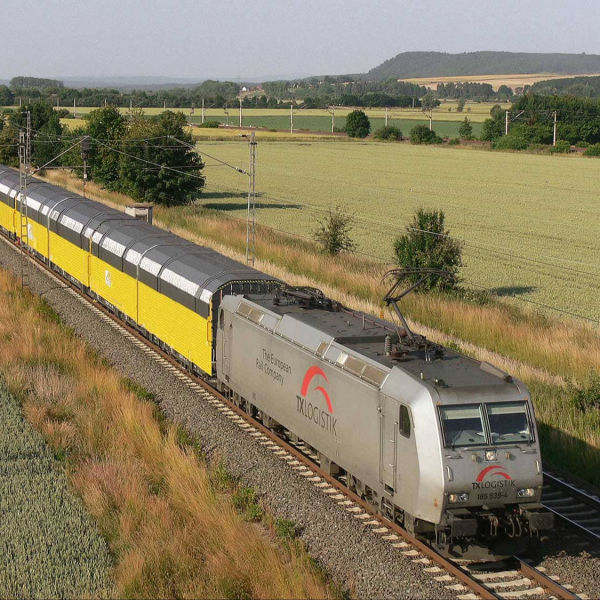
{"left": 239, "top": 97, "right": 243, "bottom": 128}
{"left": 327, "top": 106, "right": 335, "bottom": 133}
{"left": 18, "top": 111, "right": 31, "bottom": 289}
{"left": 505, "top": 110, "right": 510, "bottom": 136}
{"left": 163, "top": 99, "right": 166, "bottom": 110}
{"left": 81, "top": 136, "right": 90, "bottom": 198}
{"left": 290, "top": 103, "right": 293, "bottom": 134}
{"left": 385, "top": 106, "right": 389, "bottom": 127}
{"left": 246, "top": 132, "right": 257, "bottom": 265}
{"left": 56, "top": 96, "right": 59, "bottom": 109}
{"left": 553, "top": 111, "right": 557, "bottom": 146}
{"left": 201, "top": 98, "right": 205, "bottom": 124}
{"left": 73, "top": 98, "right": 76, "bottom": 118}
{"left": 130, "top": 98, "right": 133, "bottom": 111}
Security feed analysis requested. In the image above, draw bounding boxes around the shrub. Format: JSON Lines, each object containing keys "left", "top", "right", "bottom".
{"left": 198, "top": 120, "right": 220, "bottom": 128}
{"left": 313, "top": 206, "right": 356, "bottom": 255}
{"left": 569, "top": 371, "right": 600, "bottom": 412}
{"left": 493, "top": 135, "right": 528, "bottom": 151}
{"left": 373, "top": 125, "right": 402, "bottom": 141}
{"left": 344, "top": 110, "right": 370, "bottom": 138}
{"left": 409, "top": 124, "right": 442, "bottom": 144}
{"left": 584, "top": 143, "right": 600, "bottom": 156}
{"left": 458, "top": 117, "right": 473, "bottom": 139}
{"left": 550, "top": 140, "right": 571, "bottom": 154}
{"left": 393, "top": 208, "right": 463, "bottom": 291}
{"left": 448, "top": 137, "right": 460, "bottom": 145}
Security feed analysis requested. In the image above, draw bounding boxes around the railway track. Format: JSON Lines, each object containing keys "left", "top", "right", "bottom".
{"left": 8, "top": 236, "right": 591, "bottom": 600}
{"left": 541, "top": 472, "right": 600, "bottom": 542}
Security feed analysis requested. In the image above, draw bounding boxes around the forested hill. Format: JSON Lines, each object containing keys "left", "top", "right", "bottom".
{"left": 367, "top": 51, "right": 600, "bottom": 79}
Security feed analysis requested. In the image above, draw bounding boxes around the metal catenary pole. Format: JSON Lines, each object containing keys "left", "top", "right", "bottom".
{"left": 18, "top": 111, "right": 32, "bottom": 289}
{"left": 246, "top": 132, "right": 257, "bottom": 265}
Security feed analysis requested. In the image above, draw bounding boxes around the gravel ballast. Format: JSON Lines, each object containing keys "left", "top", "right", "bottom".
{"left": 0, "top": 238, "right": 597, "bottom": 599}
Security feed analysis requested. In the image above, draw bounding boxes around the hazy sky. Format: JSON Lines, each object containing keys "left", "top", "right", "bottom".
{"left": 4, "top": 0, "right": 600, "bottom": 80}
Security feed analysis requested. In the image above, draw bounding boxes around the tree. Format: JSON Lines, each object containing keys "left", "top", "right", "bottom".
{"left": 456, "top": 98, "right": 466, "bottom": 113}
{"left": 118, "top": 110, "right": 205, "bottom": 206}
{"left": 480, "top": 117, "right": 504, "bottom": 142}
{"left": 393, "top": 208, "right": 463, "bottom": 291}
{"left": 87, "top": 106, "right": 126, "bottom": 188}
{"left": 313, "top": 206, "right": 356, "bottom": 255}
{"left": 458, "top": 117, "right": 473, "bottom": 139}
{"left": 409, "top": 124, "right": 441, "bottom": 144}
{"left": 344, "top": 110, "right": 370, "bottom": 138}
{"left": 421, "top": 91, "right": 440, "bottom": 111}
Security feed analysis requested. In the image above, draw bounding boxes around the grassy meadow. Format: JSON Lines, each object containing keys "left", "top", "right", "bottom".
{"left": 0, "top": 269, "right": 334, "bottom": 599}
{"left": 0, "top": 388, "right": 113, "bottom": 598}
{"left": 193, "top": 140, "right": 600, "bottom": 323}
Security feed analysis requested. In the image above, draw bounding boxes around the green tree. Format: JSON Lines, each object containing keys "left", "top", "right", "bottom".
{"left": 313, "top": 206, "right": 356, "bottom": 255}
{"left": 393, "top": 208, "right": 463, "bottom": 291}
{"left": 409, "top": 124, "right": 441, "bottom": 144}
{"left": 344, "top": 110, "right": 370, "bottom": 138}
{"left": 458, "top": 117, "right": 473, "bottom": 139}
{"left": 118, "top": 110, "right": 205, "bottom": 206}
{"left": 456, "top": 98, "right": 466, "bottom": 112}
{"left": 480, "top": 117, "right": 504, "bottom": 141}
{"left": 373, "top": 125, "right": 402, "bottom": 140}
{"left": 421, "top": 91, "right": 440, "bottom": 111}
{"left": 87, "top": 106, "right": 126, "bottom": 189}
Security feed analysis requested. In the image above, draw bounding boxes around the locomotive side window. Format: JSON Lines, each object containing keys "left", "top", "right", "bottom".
{"left": 486, "top": 401, "right": 532, "bottom": 444}
{"left": 399, "top": 405, "right": 411, "bottom": 438}
{"left": 439, "top": 404, "right": 486, "bottom": 447}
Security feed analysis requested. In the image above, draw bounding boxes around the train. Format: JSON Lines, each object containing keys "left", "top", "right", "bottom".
{"left": 0, "top": 165, "right": 553, "bottom": 558}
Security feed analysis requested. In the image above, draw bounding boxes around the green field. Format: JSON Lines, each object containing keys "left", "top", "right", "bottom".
{"left": 196, "top": 141, "right": 600, "bottom": 322}
{"left": 0, "top": 387, "right": 112, "bottom": 598}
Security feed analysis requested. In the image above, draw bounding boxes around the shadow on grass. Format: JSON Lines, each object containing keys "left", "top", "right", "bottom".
{"left": 203, "top": 200, "right": 303, "bottom": 211}
{"left": 491, "top": 285, "right": 537, "bottom": 297}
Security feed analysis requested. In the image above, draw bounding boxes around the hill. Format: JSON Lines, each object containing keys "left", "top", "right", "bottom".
{"left": 368, "top": 51, "right": 600, "bottom": 80}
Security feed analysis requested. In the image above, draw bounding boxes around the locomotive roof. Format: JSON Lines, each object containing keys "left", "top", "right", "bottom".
{"left": 246, "top": 293, "right": 514, "bottom": 390}
{"left": 0, "top": 166, "right": 278, "bottom": 312}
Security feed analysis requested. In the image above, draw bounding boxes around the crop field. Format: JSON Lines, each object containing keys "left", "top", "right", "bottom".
{"left": 0, "top": 388, "right": 112, "bottom": 598}
{"left": 196, "top": 140, "right": 600, "bottom": 322}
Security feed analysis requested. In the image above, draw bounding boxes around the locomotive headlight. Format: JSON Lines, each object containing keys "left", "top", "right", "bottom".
{"left": 517, "top": 487, "right": 535, "bottom": 498}
{"left": 448, "top": 492, "right": 470, "bottom": 503}
{"left": 485, "top": 450, "right": 497, "bottom": 461}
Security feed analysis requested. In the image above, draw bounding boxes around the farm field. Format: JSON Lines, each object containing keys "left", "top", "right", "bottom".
{"left": 401, "top": 72, "right": 599, "bottom": 90}
{"left": 0, "top": 388, "right": 112, "bottom": 598}
{"left": 196, "top": 140, "right": 600, "bottom": 322}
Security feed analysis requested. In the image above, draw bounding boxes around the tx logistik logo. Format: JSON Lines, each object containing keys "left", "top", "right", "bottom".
{"left": 296, "top": 366, "right": 337, "bottom": 436}
{"left": 472, "top": 465, "right": 515, "bottom": 490}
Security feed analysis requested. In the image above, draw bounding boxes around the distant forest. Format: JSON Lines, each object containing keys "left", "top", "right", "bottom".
{"left": 531, "top": 76, "right": 600, "bottom": 98}
{"left": 368, "top": 51, "right": 600, "bottom": 80}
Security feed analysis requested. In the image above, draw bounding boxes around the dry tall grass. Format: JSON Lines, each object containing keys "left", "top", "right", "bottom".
{"left": 0, "top": 270, "right": 332, "bottom": 599}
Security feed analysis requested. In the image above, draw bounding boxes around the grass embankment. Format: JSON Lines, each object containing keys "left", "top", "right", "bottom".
{"left": 41, "top": 170, "right": 600, "bottom": 486}
{"left": 0, "top": 388, "right": 113, "bottom": 598}
{"left": 0, "top": 269, "right": 333, "bottom": 599}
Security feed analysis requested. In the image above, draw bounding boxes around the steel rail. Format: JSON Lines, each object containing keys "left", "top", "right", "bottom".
{"left": 517, "top": 559, "right": 580, "bottom": 600}
{"left": 2, "top": 234, "right": 582, "bottom": 600}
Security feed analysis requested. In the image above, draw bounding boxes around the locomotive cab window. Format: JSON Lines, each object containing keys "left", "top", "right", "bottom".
{"left": 399, "top": 405, "right": 411, "bottom": 438}
{"left": 439, "top": 404, "right": 486, "bottom": 447}
{"left": 486, "top": 401, "right": 532, "bottom": 444}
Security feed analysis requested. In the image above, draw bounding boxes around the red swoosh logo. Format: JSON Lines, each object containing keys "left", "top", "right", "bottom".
{"left": 301, "top": 366, "right": 333, "bottom": 413}
{"left": 476, "top": 465, "right": 511, "bottom": 481}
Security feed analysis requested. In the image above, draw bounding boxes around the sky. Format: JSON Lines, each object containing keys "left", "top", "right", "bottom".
{"left": 4, "top": 0, "right": 600, "bottom": 81}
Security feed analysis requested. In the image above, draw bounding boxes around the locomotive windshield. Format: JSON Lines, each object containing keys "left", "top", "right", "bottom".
{"left": 439, "top": 401, "right": 533, "bottom": 447}
{"left": 439, "top": 404, "right": 486, "bottom": 447}
{"left": 487, "top": 401, "right": 531, "bottom": 444}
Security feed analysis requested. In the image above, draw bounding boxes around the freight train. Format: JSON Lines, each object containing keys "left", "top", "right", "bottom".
{"left": 0, "top": 165, "right": 553, "bottom": 558}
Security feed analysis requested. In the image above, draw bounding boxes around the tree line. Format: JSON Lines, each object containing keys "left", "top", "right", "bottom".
{"left": 0, "top": 104, "right": 204, "bottom": 206}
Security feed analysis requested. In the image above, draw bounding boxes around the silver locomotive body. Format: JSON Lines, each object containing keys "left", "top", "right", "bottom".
{"left": 216, "top": 291, "right": 552, "bottom": 557}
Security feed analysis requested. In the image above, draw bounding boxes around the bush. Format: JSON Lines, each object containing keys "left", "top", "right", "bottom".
{"left": 448, "top": 137, "right": 460, "bottom": 145}
{"left": 493, "top": 135, "right": 528, "bottom": 151}
{"left": 584, "top": 143, "right": 600, "bottom": 156}
{"left": 458, "top": 117, "right": 473, "bottom": 139}
{"left": 373, "top": 125, "right": 402, "bottom": 141}
{"left": 409, "top": 124, "right": 442, "bottom": 144}
{"left": 550, "top": 140, "right": 571, "bottom": 154}
{"left": 198, "top": 120, "right": 220, "bottom": 128}
{"left": 393, "top": 208, "right": 463, "bottom": 291}
{"left": 569, "top": 371, "right": 600, "bottom": 412}
{"left": 344, "top": 110, "right": 370, "bottom": 138}
{"left": 313, "top": 206, "right": 356, "bottom": 255}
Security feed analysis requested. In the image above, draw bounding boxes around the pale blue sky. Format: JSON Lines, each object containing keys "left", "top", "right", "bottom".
{"left": 5, "top": 0, "right": 599, "bottom": 80}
